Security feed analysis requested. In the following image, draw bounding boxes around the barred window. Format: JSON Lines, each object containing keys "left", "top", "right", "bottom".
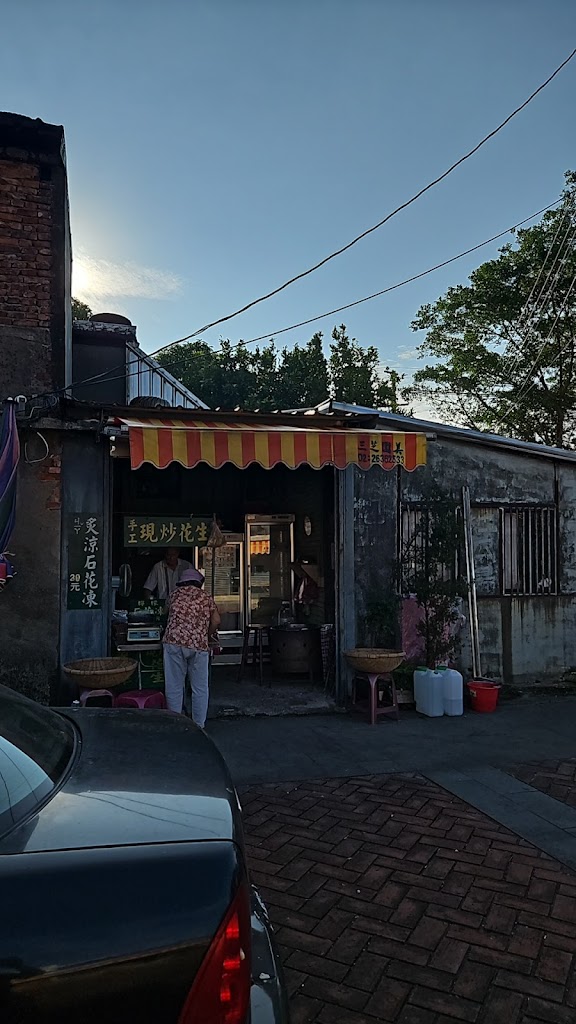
{"left": 400, "top": 506, "right": 461, "bottom": 587}
{"left": 500, "top": 507, "right": 557, "bottom": 596}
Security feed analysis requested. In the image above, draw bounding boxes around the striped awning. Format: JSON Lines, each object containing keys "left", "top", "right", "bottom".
{"left": 117, "top": 417, "right": 427, "bottom": 472}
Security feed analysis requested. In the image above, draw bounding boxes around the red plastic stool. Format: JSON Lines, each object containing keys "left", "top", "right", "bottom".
{"left": 79, "top": 688, "right": 115, "bottom": 708}
{"left": 350, "top": 673, "right": 400, "bottom": 726}
{"left": 115, "top": 690, "right": 166, "bottom": 710}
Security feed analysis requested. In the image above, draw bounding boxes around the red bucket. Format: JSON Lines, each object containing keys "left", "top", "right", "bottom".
{"left": 466, "top": 680, "right": 501, "bottom": 713}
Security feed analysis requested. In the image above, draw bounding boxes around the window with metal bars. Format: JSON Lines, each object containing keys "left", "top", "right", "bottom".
{"left": 399, "top": 506, "right": 461, "bottom": 588}
{"left": 500, "top": 507, "right": 557, "bottom": 596}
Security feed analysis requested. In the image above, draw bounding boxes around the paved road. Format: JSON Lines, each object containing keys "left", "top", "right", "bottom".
{"left": 208, "top": 698, "right": 576, "bottom": 786}
{"left": 243, "top": 773, "right": 576, "bottom": 1024}
{"left": 211, "top": 702, "right": 576, "bottom": 1021}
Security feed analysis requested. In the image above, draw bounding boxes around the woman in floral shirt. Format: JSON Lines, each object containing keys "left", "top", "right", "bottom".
{"left": 162, "top": 568, "right": 221, "bottom": 727}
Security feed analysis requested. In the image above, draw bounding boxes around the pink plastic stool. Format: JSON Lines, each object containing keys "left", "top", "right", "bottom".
{"left": 79, "top": 688, "right": 115, "bottom": 708}
{"left": 115, "top": 690, "right": 166, "bottom": 710}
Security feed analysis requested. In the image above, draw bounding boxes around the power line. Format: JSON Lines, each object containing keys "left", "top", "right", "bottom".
{"left": 149, "top": 46, "right": 576, "bottom": 359}
{"left": 504, "top": 203, "right": 572, "bottom": 378}
{"left": 495, "top": 266, "right": 576, "bottom": 431}
{"left": 30, "top": 198, "right": 558, "bottom": 403}
{"left": 236, "top": 203, "right": 559, "bottom": 348}
{"left": 505, "top": 224, "right": 576, "bottom": 394}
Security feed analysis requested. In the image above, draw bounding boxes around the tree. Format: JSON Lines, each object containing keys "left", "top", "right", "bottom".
{"left": 329, "top": 325, "right": 397, "bottom": 409}
{"left": 72, "top": 297, "right": 92, "bottom": 320}
{"left": 408, "top": 173, "right": 576, "bottom": 447}
{"left": 157, "top": 326, "right": 401, "bottom": 412}
{"left": 274, "top": 333, "right": 329, "bottom": 409}
{"left": 401, "top": 483, "right": 468, "bottom": 668}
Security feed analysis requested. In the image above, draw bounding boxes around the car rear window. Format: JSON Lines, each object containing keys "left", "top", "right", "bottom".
{"left": 0, "top": 686, "right": 75, "bottom": 838}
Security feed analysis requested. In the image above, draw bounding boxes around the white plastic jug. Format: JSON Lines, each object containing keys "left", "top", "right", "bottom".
{"left": 413, "top": 667, "right": 428, "bottom": 714}
{"left": 442, "top": 667, "right": 464, "bottom": 716}
{"left": 415, "top": 668, "right": 444, "bottom": 717}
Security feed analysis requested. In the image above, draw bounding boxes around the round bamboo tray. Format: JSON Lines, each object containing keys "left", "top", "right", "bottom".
{"left": 63, "top": 657, "right": 138, "bottom": 690}
{"left": 344, "top": 649, "right": 405, "bottom": 675}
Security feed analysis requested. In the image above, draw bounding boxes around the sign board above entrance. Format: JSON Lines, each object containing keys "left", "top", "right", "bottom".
{"left": 115, "top": 417, "right": 427, "bottom": 473}
{"left": 124, "top": 516, "right": 212, "bottom": 548}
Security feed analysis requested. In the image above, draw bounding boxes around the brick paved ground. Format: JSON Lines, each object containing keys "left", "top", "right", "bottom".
{"left": 510, "top": 760, "right": 576, "bottom": 808}
{"left": 243, "top": 774, "right": 576, "bottom": 1024}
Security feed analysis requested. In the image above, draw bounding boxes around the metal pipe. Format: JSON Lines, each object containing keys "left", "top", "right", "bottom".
{"left": 462, "top": 486, "right": 481, "bottom": 678}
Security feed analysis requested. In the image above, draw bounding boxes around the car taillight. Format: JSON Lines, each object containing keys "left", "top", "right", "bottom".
{"left": 178, "top": 883, "right": 251, "bottom": 1024}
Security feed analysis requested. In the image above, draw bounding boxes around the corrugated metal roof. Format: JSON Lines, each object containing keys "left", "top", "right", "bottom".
{"left": 301, "top": 399, "right": 576, "bottom": 465}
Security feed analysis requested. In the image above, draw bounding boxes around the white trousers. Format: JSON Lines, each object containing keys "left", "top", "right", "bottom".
{"left": 163, "top": 644, "right": 210, "bottom": 727}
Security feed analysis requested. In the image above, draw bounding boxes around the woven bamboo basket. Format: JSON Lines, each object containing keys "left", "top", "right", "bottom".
{"left": 63, "top": 657, "right": 138, "bottom": 690}
{"left": 344, "top": 649, "right": 405, "bottom": 675}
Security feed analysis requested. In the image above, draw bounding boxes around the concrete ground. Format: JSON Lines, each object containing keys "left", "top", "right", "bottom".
{"left": 207, "top": 672, "right": 336, "bottom": 719}
{"left": 207, "top": 700, "right": 576, "bottom": 1023}
{"left": 208, "top": 697, "right": 576, "bottom": 786}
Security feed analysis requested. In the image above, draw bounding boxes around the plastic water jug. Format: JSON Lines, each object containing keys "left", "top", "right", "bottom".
{"left": 414, "top": 668, "right": 444, "bottom": 717}
{"left": 442, "top": 667, "right": 464, "bottom": 716}
{"left": 413, "top": 667, "right": 428, "bottom": 714}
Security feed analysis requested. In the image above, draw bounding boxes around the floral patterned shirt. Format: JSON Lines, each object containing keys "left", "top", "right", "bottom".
{"left": 163, "top": 587, "right": 217, "bottom": 652}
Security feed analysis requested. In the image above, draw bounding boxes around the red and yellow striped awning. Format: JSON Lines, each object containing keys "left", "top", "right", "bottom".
{"left": 117, "top": 417, "right": 427, "bottom": 472}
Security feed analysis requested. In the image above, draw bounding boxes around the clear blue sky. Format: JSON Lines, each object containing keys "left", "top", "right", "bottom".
{"left": 2, "top": 0, "right": 575, "bottom": 384}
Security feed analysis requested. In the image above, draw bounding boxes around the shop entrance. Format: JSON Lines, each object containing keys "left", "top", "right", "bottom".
{"left": 111, "top": 458, "right": 337, "bottom": 716}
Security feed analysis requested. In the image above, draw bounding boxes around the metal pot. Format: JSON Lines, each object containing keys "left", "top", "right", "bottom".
{"left": 270, "top": 625, "right": 321, "bottom": 676}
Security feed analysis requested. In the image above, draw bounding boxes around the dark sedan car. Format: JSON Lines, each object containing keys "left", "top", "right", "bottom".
{"left": 0, "top": 684, "right": 289, "bottom": 1024}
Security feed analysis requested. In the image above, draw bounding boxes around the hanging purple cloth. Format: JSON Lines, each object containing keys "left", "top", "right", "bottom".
{"left": 0, "top": 401, "right": 20, "bottom": 558}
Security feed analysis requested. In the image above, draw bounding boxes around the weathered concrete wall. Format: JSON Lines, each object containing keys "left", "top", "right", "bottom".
{"left": 1, "top": 429, "right": 62, "bottom": 702}
{"left": 353, "top": 435, "right": 576, "bottom": 686}
{"left": 401, "top": 438, "right": 557, "bottom": 505}
{"left": 557, "top": 464, "right": 576, "bottom": 595}
{"left": 353, "top": 466, "right": 398, "bottom": 644}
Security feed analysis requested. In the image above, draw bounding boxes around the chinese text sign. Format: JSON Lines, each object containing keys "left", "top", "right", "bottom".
{"left": 67, "top": 515, "right": 103, "bottom": 610}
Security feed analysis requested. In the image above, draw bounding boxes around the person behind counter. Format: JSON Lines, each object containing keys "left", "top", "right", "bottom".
{"left": 143, "top": 547, "right": 192, "bottom": 600}
{"left": 162, "top": 567, "right": 221, "bottom": 728}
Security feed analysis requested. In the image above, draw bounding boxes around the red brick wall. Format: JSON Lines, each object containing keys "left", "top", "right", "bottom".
{"left": 0, "top": 159, "right": 53, "bottom": 328}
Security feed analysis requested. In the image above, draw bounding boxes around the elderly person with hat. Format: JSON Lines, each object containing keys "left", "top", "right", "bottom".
{"left": 162, "top": 567, "right": 221, "bottom": 728}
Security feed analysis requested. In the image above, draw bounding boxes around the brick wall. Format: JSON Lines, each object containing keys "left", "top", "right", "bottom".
{"left": 0, "top": 159, "right": 53, "bottom": 329}
{"left": 0, "top": 113, "right": 71, "bottom": 400}
{"left": 1, "top": 429, "right": 63, "bottom": 704}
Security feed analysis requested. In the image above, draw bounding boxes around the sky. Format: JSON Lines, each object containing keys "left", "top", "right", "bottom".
{"left": 2, "top": 0, "right": 576, "bottom": 392}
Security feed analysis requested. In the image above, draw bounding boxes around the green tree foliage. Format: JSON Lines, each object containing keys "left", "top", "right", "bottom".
{"left": 400, "top": 482, "right": 468, "bottom": 668}
{"left": 409, "top": 173, "right": 576, "bottom": 447}
{"left": 157, "top": 325, "right": 404, "bottom": 412}
{"left": 329, "top": 324, "right": 395, "bottom": 408}
{"left": 72, "top": 297, "right": 92, "bottom": 320}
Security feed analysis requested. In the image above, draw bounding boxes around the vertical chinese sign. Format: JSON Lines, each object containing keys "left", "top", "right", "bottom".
{"left": 67, "top": 515, "right": 103, "bottom": 610}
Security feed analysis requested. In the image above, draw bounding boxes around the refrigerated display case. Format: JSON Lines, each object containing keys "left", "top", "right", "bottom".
{"left": 246, "top": 514, "right": 295, "bottom": 626}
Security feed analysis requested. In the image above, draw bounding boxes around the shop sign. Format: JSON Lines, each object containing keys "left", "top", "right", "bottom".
{"left": 357, "top": 437, "right": 406, "bottom": 467}
{"left": 123, "top": 516, "right": 212, "bottom": 548}
{"left": 67, "top": 515, "right": 103, "bottom": 610}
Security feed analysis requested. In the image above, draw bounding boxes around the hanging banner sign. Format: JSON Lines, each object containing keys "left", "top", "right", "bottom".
{"left": 123, "top": 516, "right": 212, "bottom": 548}
{"left": 67, "top": 514, "right": 103, "bottom": 610}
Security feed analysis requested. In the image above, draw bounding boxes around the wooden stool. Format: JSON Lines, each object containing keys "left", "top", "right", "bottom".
{"left": 351, "top": 672, "right": 400, "bottom": 726}
{"left": 237, "top": 624, "right": 270, "bottom": 687}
